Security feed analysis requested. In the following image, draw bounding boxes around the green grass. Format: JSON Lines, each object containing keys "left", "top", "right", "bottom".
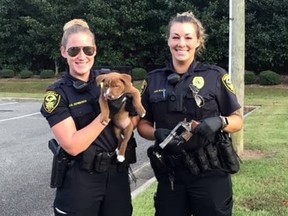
{"left": 1, "top": 79, "right": 288, "bottom": 215}
{"left": 133, "top": 86, "right": 288, "bottom": 216}
{"left": 0, "top": 78, "right": 55, "bottom": 99}
{"left": 0, "top": 78, "right": 142, "bottom": 99}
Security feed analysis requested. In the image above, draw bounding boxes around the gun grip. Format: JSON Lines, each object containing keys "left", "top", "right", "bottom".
{"left": 48, "top": 139, "right": 60, "bottom": 155}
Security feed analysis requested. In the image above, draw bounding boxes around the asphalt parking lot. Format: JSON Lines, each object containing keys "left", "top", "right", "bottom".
{"left": 0, "top": 99, "right": 154, "bottom": 216}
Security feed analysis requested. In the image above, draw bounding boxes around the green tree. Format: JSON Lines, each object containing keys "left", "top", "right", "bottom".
{"left": 245, "top": 0, "right": 288, "bottom": 73}
{"left": 0, "top": 0, "right": 287, "bottom": 74}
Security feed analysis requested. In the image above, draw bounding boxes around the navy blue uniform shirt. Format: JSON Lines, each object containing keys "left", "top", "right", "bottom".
{"left": 40, "top": 70, "right": 118, "bottom": 152}
{"left": 141, "top": 61, "right": 241, "bottom": 151}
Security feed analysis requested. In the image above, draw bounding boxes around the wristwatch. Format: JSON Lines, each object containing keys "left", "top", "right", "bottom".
{"left": 220, "top": 116, "right": 229, "bottom": 129}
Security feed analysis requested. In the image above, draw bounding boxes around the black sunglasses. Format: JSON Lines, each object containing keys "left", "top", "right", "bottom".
{"left": 66, "top": 46, "right": 95, "bottom": 57}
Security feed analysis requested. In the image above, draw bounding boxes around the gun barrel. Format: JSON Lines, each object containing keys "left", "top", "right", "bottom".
{"left": 159, "top": 132, "right": 176, "bottom": 149}
{"left": 158, "top": 120, "right": 193, "bottom": 149}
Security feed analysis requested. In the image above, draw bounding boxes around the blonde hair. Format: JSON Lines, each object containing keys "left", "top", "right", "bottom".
{"left": 61, "top": 19, "right": 95, "bottom": 47}
{"left": 168, "top": 11, "right": 207, "bottom": 54}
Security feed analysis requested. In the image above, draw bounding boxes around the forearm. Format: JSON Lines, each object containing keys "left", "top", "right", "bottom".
{"left": 137, "top": 119, "right": 155, "bottom": 141}
{"left": 52, "top": 114, "right": 110, "bottom": 156}
{"left": 222, "top": 110, "right": 243, "bottom": 133}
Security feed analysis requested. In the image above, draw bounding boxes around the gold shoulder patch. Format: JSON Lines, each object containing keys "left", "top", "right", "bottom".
{"left": 192, "top": 76, "right": 204, "bottom": 89}
{"left": 222, "top": 74, "right": 236, "bottom": 94}
{"left": 43, "top": 91, "right": 61, "bottom": 113}
{"left": 140, "top": 80, "right": 147, "bottom": 95}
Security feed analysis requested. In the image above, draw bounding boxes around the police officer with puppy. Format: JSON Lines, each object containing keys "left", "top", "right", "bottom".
{"left": 41, "top": 19, "right": 137, "bottom": 216}
{"left": 137, "top": 11, "right": 243, "bottom": 216}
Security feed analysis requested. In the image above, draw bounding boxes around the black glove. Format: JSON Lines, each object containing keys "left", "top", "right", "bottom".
{"left": 154, "top": 128, "right": 183, "bottom": 154}
{"left": 194, "top": 117, "right": 222, "bottom": 141}
{"left": 154, "top": 128, "right": 171, "bottom": 143}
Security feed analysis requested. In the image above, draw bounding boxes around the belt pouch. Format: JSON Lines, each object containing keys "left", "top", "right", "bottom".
{"left": 125, "top": 136, "right": 137, "bottom": 164}
{"left": 217, "top": 133, "right": 240, "bottom": 174}
{"left": 81, "top": 145, "right": 97, "bottom": 172}
{"left": 147, "top": 145, "right": 167, "bottom": 178}
{"left": 183, "top": 152, "right": 200, "bottom": 175}
{"left": 196, "top": 148, "right": 210, "bottom": 172}
{"left": 205, "top": 144, "right": 221, "bottom": 169}
{"left": 94, "top": 153, "right": 110, "bottom": 172}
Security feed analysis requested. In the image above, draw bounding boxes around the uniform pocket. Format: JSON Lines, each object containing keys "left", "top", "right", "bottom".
{"left": 150, "top": 93, "right": 168, "bottom": 123}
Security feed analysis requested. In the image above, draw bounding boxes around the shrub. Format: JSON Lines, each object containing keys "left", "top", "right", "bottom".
{"left": 0, "top": 69, "right": 15, "bottom": 78}
{"left": 40, "top": 69, "right": 55, "bottom": 79}
{"left": 19, "top": 69, "right": 33, "bottom": 79}
{"left": 245, "top": 70, "right": 258, "bottom": 84}
{"left": 259, "top": 70, "right": 282, "bottom": 85}
{"left": 132, "top": 67, "right": 147, "bottom": 81}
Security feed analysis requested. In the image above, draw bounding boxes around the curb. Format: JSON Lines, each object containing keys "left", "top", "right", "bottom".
{"left": 131, "top": 176, "right": 156, "bottom": 200}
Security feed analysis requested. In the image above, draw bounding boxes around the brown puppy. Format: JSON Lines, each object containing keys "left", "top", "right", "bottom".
{"left": 96, "top": 72, "right": 146, "bottom": 162}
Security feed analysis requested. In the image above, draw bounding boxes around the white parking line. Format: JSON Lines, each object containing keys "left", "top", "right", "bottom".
{"left": 0, "top": 112, "right": 40, "bottom": 122}
{"left": 0, "top": 102, "right": 18, "bottom": 106}
{"left": 133, "top": 161, "right": 150, "bottom": 174}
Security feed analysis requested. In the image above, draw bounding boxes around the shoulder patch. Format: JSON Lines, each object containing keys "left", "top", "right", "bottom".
{"left": 222, "top": 74, "right": 236, "bottom": 94}
{"left": 140, "top": 80, "right": 147, "bottom": 95}
{"left": 43, "top": 91, "right": 61, "bottom": 113}
{"left": 192, "top": 76, "right": 204, "bottom": 89}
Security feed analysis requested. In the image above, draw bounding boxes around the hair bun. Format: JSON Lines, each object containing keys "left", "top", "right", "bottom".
{"left": 63, "top": 19, "right": 89, "bottom": 32}
{"left": 177, "top": 11, "right": 195, "bottom": 18}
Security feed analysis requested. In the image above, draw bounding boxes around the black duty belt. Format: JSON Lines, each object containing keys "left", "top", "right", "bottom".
{"left": 94, "top": 151, "right": 117, "bottom": 172}
{"left": 78, "top": 151, "right": 117, "bottom": 173}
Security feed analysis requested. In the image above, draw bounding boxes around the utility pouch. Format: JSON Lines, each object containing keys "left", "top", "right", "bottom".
{"left": 182, "top": 151, "right": 201, "bottom": 175}
{"left": 125, "top": 136, "right": 137, "bottom": 164}
{"left": 147, "top": 145, "right": 168, "bottom": 178}
{"left": 196, "top": 148, "right": 210, "bottom": 172}
{"left": 48, "top": 139, "right": 69, "bottom": 188}
{"left": 205, "top": 144, "right": 221, "bottom": 169}
{"left": 216, "top": 132, "right": 240, "bottom": 174}
{"left": 94, "top": 152, "right": 113, "bottom": 172}
{"left": 81, "top": 145, "right": 97, "bottom": 172}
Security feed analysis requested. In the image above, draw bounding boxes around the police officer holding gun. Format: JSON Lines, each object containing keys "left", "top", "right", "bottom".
{"left": 41, "top": 19, "right": 138, "bottom": 216}
{"left": 137, "top": 11, "right": 243, "bottom": 216}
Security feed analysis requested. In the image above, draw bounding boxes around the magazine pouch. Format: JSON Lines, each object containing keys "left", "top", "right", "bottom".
{"left": 216, "top": 132, "right": 240, "bottom": 174}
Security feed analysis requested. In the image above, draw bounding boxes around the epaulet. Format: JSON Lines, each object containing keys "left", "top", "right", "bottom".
{"left": 206, "top": 64, "right": 226, "bottom": 74}
{"left": 147, "top": 68, "right": 164, "bottom": 76}
{"left": 194, "top": 62, "right": 226, "bottom": 74}
{"left": 147, "top": 67, "right": 171, "bottom": 78}
{"left": 47, "top": 78, "right": 66, "bottom": 91}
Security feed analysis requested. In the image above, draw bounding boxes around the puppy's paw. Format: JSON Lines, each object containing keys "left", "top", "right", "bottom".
{"left": 100, "top": 115, "right": 109, "bottom": 126}
{"left": 101, "top": 121, "right": 108, "bottom": 126}
{"left": 136, "top": 107, "right": 146, "bottom": 118}
{"left": 117, "top": 155, "right": 125, "bottom": 162}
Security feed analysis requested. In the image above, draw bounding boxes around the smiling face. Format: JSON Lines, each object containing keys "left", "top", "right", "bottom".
{"left": 168, "top": 22, "right": 200, "bottom": 68}
{"left": 61, "top": 32, "right": 96, "bottom": 81}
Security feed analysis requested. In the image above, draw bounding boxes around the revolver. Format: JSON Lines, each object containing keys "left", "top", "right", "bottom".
{"left": 159, "top": 119, "right": 195, "bottom": 149}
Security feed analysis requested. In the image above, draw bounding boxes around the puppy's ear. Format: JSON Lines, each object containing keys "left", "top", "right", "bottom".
{"left": 96, "top": 74, "right": 106, "bottom": 86}
{"left": 119, "top": 74, "right": 132, "bottom": 87}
